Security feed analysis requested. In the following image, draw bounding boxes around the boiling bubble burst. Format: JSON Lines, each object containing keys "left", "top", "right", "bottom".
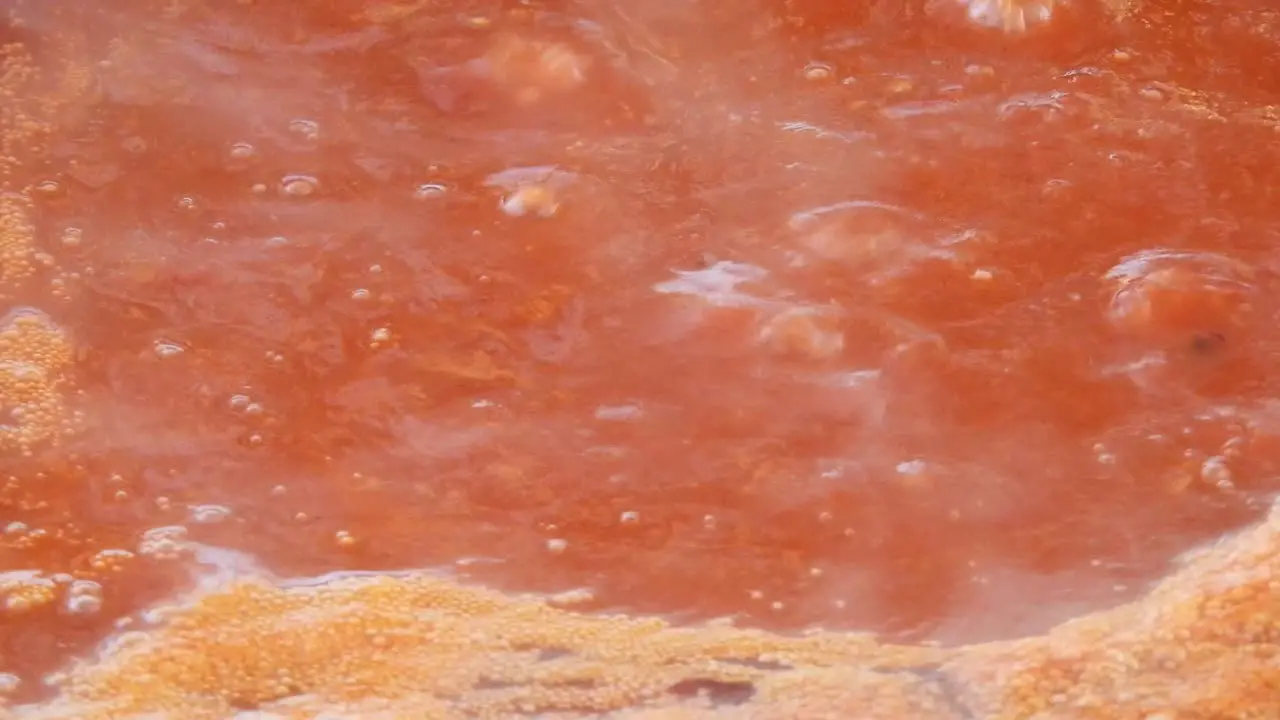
{"left": 958, "top": 0, "right": 1057, "bottom": 32}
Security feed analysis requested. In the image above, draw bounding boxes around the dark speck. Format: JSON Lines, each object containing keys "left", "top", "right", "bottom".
{"left": 1190, "top": 331, "right": 1226, "bottom": 355}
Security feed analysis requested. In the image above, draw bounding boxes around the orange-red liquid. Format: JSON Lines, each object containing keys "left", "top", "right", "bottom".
{"left": 3, "top": 0, "right": 1280, "bottom": 710}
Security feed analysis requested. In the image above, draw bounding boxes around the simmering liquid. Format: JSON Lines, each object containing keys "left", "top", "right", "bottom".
{"left": 2, "top": 0, "right": 1280, "bottom": 717}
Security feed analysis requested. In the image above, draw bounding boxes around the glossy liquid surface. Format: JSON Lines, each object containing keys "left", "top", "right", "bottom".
{"left": 2, "top": 0, "right": 1280, "bottom": 716}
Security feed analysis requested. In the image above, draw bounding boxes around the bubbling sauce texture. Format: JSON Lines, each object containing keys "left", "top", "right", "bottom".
{"left": 3, "top": 0, "right": 1280, "bottom": 717}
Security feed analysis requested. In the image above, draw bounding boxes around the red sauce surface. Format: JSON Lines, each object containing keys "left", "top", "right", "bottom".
{"left": 3, "top": 0, "right": 1280, "bottom": 704}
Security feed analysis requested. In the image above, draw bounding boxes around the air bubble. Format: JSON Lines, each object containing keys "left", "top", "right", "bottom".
{"left": 189, "top": 504, "right": 233, "bottom": 524}
{"left": 281, "top": 175, "right": 319, "bottom": 197}
{"left": 63, "top": 579, "right": 104, "bottom": 616}
{"left": 546, "top": 538, "right": 568, "bottom": 554}
{"left": 288, "top": 119, "right": 320, "bottom": 142}
{"left": 595, "top": 404, "right": 642, "bottom": 421}
{"left": 896, "top": 459, "right": 927, "bottom": 475}
{"left": 138, "top": 526, "right": 191, "bottom": 561}
{"left": 228, "top": 142, "right": 256, "bottom": 160}
{"left": 414, "top": 183, "right": 447, "bottom": 199}
{"left": 153, "top": 340, "right": 186, "bottom": 358}
{"left": 501, "top": 185, "right": 559, "bottom": 217}
{"left": 802, "top": 62, "right": 833, "bottom": 81}
{"left": 61, "top": 227, "right": 83, "bottom": 247}
{"left": 1201, "top": 456, "right": 1234, "bottom": 489}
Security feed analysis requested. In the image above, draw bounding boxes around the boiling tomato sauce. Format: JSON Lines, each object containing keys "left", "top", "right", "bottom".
{"left": 2, "top": 0, "right": 1280, "bottom": 711}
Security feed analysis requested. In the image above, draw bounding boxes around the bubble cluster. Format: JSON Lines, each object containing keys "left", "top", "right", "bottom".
{"left": 15, "top": 570, "right": 941, "bottom": 719}
{"left": 0, "top": 193, "right": 35, "bottom": 289}
{"left": 0, "top": 570, "right": 58, "bottom": 613}
{"left": 1, "top": 27, "right": 97, "bottom": 293}
{"left": 0, "top": 307, "right": 75, "bottom": 454}
{"left": 943, "top": 497, "right": 1280, "bottom": 718}
{"left": 11, "top": 496, "right": 1280, "bottom": 718}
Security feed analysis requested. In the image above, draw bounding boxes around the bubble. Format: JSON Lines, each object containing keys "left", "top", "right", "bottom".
{"left": 595, "top": 404, "right": 642, "bottom": 421}
{"left": 370, "top": 327, "right": 391, "bottom": 343}
{"left": 177, "top": 196, "right": 197, "bottom": 210}
{"left": 228, "top": 142, "right": 256, "bottom": 160}
{"left": 1200, "top": 457, "right": 1234, "bottom": 490}
{"left": 619, "top": 511, "right": 640, "bottom": 524}
{"left": 1104, "top": 250, "right": 1255, "bottom": 346}
{"left": 546, "top": 538, "right": 568, "bottom": 554}
{"left": 189, "top": 504, "right": 233, "bottom": 524}
{"left": 280, "top": 175, "right": 319, "bottom": 197}
{"left": 757, "top": 307, "right": 844, "bottom": 360}
{"left": 335, "top": 531, "right": 357, "bottom": 548}
{"left": 500, "top": 184, "right": 559, "bottom": 217}
{"left": 414, "top": 183, "right": 447, "bottom": 199}
{"left": 88, "top": 549, "right": 135, "bottom": 573}
{"left": 896, "top": 459, "right": 928, "bottom": 475}
{"left": 138, "top": 526, "right": 191, "bottom": 561}
{"left": 61, "top": 227, "right": 83, "bottom": 247}
{"left": 885, "top": 77, "right": 913, "bottom": 94}
{"left": 228, "top": 394, "right": 250, "bottom": 410}
{"left": 802, "top": 62, "right": 833, "bottom": 81}
{"left": 0, "top": 672, "right": 19, "bottom": 694}
{"left": 288, "top": 119, "right": 320, "bottom": 142}
{"left": 33, "top": 180, "right": 62, "bottom": 195}
{"left": 153, "top": 340, "right": 185, "bottom": 358}
{"left": 961, "top": 0, "right": 1056, "bottom": 32}
{"left": 483, "top": 35, "right": 590, "bottom": 106}
{"left": 351, "top": 288, "right": 371, "bottom": 301}
{"left": 63, "top": 579, "right": 104, "bottom": 616}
